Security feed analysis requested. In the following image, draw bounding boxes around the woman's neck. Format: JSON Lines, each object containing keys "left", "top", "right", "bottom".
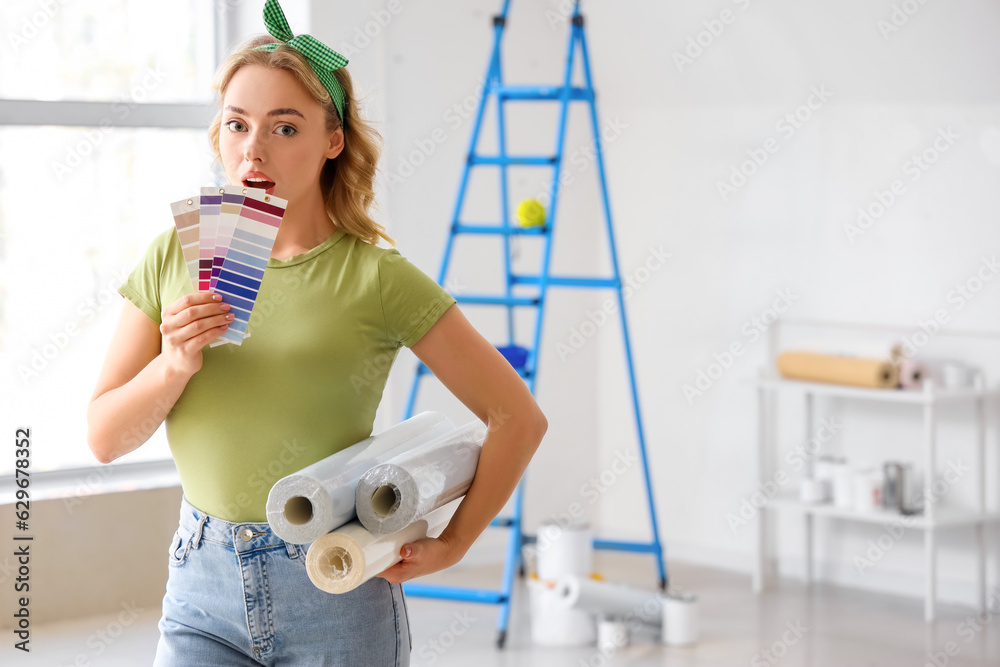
{"left": 270, "top": 190, "right": 336, "bottom": 260}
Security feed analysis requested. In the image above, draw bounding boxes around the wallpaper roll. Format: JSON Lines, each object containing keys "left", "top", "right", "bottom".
{"left": 527, "top": 578, "right": 597, "bottom": 647}
{"left": 793, "top": 338, "right": 905, "bottom": 365}
{"left": 306, "top": 499, "right": 460, "bottom": 594}
{"left": 536, "top": 519, "right": 593, "bottom": 581}
{"left": 597, "top": 617, "right": 629, "bottom": 654}
{"left": 898, "top": 358, "right": 927, "bottom": 390}
{"left": 661, "top": 593, "right": 699, "bottom": 646}
{"left": 266, "top": 412, "right": 455, "bottom": 544}
{"left": 355, "top": 420, "right": 487, "bottom": 534}
{"left": 776, "top": 351, "right": 899, "bottom": 389}
{"left": 555, "top": 575, "right": 664, "bottom": 626}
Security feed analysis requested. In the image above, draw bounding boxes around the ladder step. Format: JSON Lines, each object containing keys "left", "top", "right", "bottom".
{"left": 402, "top": 583, "right": 507, "bottom": 604}
{"left": 470, "top": 155, "right": 557, "bottom": 166}
{"left": 511, "top": 274, "right": 620, "bottom": 289}
{"left": 455, "top": 294, "right": 540, "bottom": 306}
{"left": 593, "top": 539, "right": 663, "bottom": 554}
{"left": 454, "top": 224, "right": 548, "bottom": 236}
{"left": 492, "top": 84, "right": 594, "bottom": 101}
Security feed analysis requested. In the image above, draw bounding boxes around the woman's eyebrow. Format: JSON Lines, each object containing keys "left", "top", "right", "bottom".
{"left": 224, "top": 105, "right": 305, "bottom": 120}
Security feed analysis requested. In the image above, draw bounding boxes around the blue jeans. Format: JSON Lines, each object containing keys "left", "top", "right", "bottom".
{"left": 154, "top": 496, "right": 412, "bottom": 666}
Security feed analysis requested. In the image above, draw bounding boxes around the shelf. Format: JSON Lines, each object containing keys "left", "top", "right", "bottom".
{"left": 765, "top": 493, "right": 1000, "bottom": 529}
{"left": 755, "top": 377, "right": 1000, "bottom": 405}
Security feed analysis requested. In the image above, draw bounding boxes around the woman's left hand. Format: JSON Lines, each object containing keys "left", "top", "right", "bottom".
{"left": 377, "top": 535, "right": 466, "bottom": 585}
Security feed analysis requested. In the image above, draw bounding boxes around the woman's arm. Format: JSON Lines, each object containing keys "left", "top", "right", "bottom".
{"left": 87, "top": 293, "right": 232, "bottom": 463}
{"left": 378, "top": 303, "right": 547, "bottom": 583}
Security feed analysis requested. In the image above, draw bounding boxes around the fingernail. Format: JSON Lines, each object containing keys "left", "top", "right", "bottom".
{"left": 403, "top": 547, "right": 411, "bottom": 558}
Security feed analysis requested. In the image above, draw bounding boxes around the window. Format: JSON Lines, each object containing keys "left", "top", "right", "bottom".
{"left": 0, "top": 0, "right": 231, "bottom": 475}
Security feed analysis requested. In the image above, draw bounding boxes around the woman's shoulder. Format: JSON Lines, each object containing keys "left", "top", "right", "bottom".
{"left": 132, "top": 225, "right": 183, "bottom": 266}
{"left": 340, "top": 234, "right": 410, "bottom": 270}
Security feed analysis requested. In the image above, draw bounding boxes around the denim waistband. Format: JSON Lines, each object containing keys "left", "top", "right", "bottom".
{"left": 179, "top": 495, "right": 298, "bottom": 557}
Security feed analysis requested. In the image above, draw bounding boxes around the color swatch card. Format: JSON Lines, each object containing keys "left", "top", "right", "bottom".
{"left": 170, "top": 196, "right": 201, "bottom": 288}
{"left": 213, "top": 188, "right": 287, "bottom": 346}
{"left": 212, "top": 185, "right": 246, "bottom": 291}
{"left": 168, "top": 186, "right": 287, "bottom": 347}
{"left": 198, "top": 187, "right": 221, "bottom": 291}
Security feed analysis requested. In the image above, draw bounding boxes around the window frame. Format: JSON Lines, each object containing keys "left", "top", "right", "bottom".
{"left": 0, "top": 3, "right": 237, "bottom": 496}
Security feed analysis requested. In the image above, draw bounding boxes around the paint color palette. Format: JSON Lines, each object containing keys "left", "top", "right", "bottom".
{"left": 168, "top": 186, "right": 287, "bottom": 347}
{"left": 213, "top": 188, "right": 287, "bottom": 345}
{"left": 198, "top": 187, "right": 221, "bottom": 291}
{"left": 212, "top": 185, "right": 246, "bottom": 291}
{"left": 169, "top": 196, "right": 201, "bottom": 288}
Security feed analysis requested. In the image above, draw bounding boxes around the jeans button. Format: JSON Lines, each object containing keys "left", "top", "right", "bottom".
{"left": 239, "top": 528, "right": 254, "bottom": 542}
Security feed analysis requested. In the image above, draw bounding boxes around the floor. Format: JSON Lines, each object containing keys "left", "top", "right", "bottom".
{"left": 3, "top": 553, "right": 998, "bottom": 666}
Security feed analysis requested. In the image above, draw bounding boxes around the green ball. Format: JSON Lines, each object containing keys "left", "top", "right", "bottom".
{"left": 517, "top": 199, "right": 546, "bottom": 227}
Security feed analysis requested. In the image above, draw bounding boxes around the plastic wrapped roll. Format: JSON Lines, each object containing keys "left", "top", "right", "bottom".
{"left": 265, "top": 412, "right": 455, "bottom": 544}
{"left": 354, "top": 420, "right": 486, "bottom": 534}
{"left": 306, "top": 499, "right": 460, "bottom": 594}
{"left": 555, "top": 575, "right": 664, "bottom": 626}
{"left": 776, "top": 351, "right": 899, "bottom": 389}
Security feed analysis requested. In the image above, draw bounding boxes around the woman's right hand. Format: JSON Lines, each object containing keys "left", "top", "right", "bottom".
{"left": 159, "top": 292, "right": 234, "bottom": 377}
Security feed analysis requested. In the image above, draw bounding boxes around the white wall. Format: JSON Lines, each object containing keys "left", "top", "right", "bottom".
{"left": 4, "top": 0, "right": 995, "bottom": 630}
{"left": 312, "top": 0, "right": 1000, "bottom": 606}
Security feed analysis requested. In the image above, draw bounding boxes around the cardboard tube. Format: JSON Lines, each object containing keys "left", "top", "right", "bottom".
{"left": 776, "top": 351, "right": 898, "bottom": 389}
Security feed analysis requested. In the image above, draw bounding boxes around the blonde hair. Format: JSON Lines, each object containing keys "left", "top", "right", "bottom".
{"left": 208, "top": 34, "right": 394, "bottom": 246}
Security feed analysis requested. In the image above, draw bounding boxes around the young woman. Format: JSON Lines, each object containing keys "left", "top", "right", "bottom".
{"left": 86, "top": 2, "right": 546, "bottom": 664}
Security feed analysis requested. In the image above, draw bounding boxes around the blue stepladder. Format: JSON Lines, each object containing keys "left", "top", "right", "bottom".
{"left": 400, "top": 0, "right": 667, "bottom": 649}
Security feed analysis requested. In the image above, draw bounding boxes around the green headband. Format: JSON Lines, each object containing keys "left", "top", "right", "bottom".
{"left": 254, "top": 0, "right": 349, "bottom": 125}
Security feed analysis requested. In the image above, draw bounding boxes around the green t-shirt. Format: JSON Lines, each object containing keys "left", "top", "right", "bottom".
{"left": 117, "top": 225, "right": 455, "bottom": 522}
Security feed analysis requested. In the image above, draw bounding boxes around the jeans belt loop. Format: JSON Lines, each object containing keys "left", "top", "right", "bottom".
{"left": 284, "top": 541, "right": 298, "bottom": 558}
{"left": 192, "top": 515, "right": 208, "bottom": 549}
